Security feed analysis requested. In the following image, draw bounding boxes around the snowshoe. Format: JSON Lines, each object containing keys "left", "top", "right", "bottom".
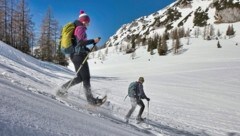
{"left": 91, "top": 95, "right": 107, "bottom": 107}
{"left": 136, "top": 117, "right": 146, "bottom": 124}
{"left": 56, "top": 88, "right": 68, "bottom": 97}
{"left": 124, "top": 117, "right": 129, "bottom": 123}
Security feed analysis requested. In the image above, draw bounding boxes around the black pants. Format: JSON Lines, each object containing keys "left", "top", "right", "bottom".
{"left": 126, "top": 98, "right": 145, "bottom": 119}
{"left": 62, "top": 54, "right": 96, "bottom": 104}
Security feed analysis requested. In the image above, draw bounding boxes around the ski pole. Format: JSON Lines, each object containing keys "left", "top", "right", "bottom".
{"left": 65, "top": 38, "right": 100, "bottom": 91}
{"left": 123, "top": 94, "right": 128, "bottom": 101}
{"left": 147, "top": 101, "right": 150, "bottom": 125}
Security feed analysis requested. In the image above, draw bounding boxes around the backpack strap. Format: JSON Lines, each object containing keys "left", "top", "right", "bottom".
{"left": 73, "top": 20, "right": 83, "bottom": 27}
{"left": 124, "top": 94, "right": 128, "bottom": 101}
{"left": 135, "top": 81, "right": 139, "bottom": 94}
{"left": 71, "top": 20, "right": 83, "bottom": 47}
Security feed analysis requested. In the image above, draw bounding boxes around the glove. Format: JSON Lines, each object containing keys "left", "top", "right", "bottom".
{"left": 146, "top": 98, "right": 150, "bottom": 101}
{"left": 94, "top": 37, "right": 101, "bottom": 44}
{"left": 84, "top": 46, "right": 90, "bottom": 52}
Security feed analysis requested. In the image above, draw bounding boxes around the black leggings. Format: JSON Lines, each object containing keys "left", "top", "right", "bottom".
{"left": 62, "top": 54, "right": 96, "bottom": 104}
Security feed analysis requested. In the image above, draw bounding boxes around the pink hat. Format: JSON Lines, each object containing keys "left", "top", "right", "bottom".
{"left": 79, "top": 10, "right": 90, "bottom": 23}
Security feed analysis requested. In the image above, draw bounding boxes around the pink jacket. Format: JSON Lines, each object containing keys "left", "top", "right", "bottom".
{"left": 74, "top": 25, "right": 87, "bottom": 41}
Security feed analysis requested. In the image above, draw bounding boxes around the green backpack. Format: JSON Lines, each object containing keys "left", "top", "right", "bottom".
{"left": 128, "top": 82, "right": 138, "bottom": 98}
{"left": 60, "top": 22, "right": 76, "bottom": 55}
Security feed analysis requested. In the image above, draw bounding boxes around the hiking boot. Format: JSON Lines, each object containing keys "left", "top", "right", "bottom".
{"left": 95, "top": 97, "right": 103, "bottom": 104}
{"left": 88, "top": 96, "right": 107, "bottom": 106}
{"left": 136, "top": 117, "right": 144, "bottom": 122}
{"left": 124, "top": 116, "right": 129, "bottom": 123}
{"left": 56, "top": 87, "right": 68, "bottom": 97}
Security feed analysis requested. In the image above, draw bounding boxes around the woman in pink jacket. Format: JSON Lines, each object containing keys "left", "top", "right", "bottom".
{"left": 58, "top": 10, "right": 103, "bottom": 105}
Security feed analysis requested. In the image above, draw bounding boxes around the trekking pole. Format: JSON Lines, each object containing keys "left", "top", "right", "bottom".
{"left": 147, "top": 101, "right": 150, "bottom": 126}
{"left": 65, "top": 37, "right": 101, "bottom": 91}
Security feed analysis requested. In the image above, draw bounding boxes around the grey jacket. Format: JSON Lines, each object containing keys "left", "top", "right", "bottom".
{"left": 136, "top": 82, "right": 148, "bottom": 100}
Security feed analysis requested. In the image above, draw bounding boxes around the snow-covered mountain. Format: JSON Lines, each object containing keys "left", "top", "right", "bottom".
{"left": 105, "top": 0, "right": 240, "bottom": 47}
{"left": 1, "top": 0, "right": 240, "bottom": 135}
{"left": 2, "top": 30, "right": 240, "bottom": 135}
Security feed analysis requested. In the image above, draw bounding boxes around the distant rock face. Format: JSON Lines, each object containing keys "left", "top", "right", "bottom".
{"left": 215, "top": 8, "right": 240, "bottom": 23}
{"left": 213, "top": 0, "right": 240, "bottom": 23}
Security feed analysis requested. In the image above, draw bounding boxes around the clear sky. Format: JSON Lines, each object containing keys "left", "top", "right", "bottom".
{"left": 26, "top": 0, "right": 175, "bottom": 46}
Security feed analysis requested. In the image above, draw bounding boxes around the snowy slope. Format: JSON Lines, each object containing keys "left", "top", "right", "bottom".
{"left": 1, "top": 1, "right": 240, "bottom": 135}
{"left": 1, "top": 29, "right": 240, "bottom": 135}
{"left": 0, "top": 41, "right": 151, "bottom": 136}
{"left": 83, "top": 22, "right": 240, "bottom": 135}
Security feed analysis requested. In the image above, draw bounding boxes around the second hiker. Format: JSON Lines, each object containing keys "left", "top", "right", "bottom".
{"left": 125, "top": 77, "right": 150, "bottom": 122}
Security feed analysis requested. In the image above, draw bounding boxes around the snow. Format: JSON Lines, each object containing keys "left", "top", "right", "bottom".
{"left": 86, "top": 22, "right": 240, "bottom": 135}
{"left": 0, "top": 41, "right": 150, "bottom": 136}
{"left": 1, "top": 12, "right": 240, "bottom": 136}
{"left": 1, "top": 24, "right": 240, "bottom": 135}
{"left": 0, "top": 24, "right": 240, "bottom": 136}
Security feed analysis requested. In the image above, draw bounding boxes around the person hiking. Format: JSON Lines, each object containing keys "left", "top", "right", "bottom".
{"left": 125, "top": 77, "right": 150, "bottom": 122}
{"left": 57, "top": 10, "right": 104, "bottom": 105}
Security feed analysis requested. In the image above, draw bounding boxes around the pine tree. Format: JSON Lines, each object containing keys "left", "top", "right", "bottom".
{"left": 53, "top": 44, "right": 68, "bottom": 66}
{"left": 38, "top": 7, "right": 58, "bottom": 61}
{"left": 203, "top": 26, "right": 207, "bottom": 40}
{"left": 226, "top": 24, "right": 235, "bottom": 38}
{"left": 158, "top": 33, "right": 168, "bottom": 55}
{"left": 217, "top": 40, "right": 222, "bottom": 48}
{"left": 153, "top": 35, "right": 159, "bottom": 50}
{"left": 174, "top": 35, "right": 181, "bottom": 54}
{"left": 147, "top": 38, "right": 152, "bottom": 52}
{"left": 209, "top": 25, "right": 215, "bottom": 37}
{"left": 217, "top": 29, "right": 221, "bottom": 37}
{"left": 131, "top": 51, "right": 136, "bottom": 59}
{"left": 52, "top": 20, "right": 59, "bottom": 55}
{"left": 9, "top": 0, "right": 17, "bottom": 47}
{"left": 185, "top": 28, "right": 191, "bottom": 38}
{"left": 179, "top": 27, "right": 185, "bottom": 38}
{"left": 226, "top": 25, "right": 231, "bottom": 36}
{"left": 131, "top": 35, "right": 136, "bottom": 49}
{"left": 0, "top": 0, "right": 8, "bottom": 43}
{"left": 230, "top": 24, "right": 235, "bottom": 35}
{"left": 105, "top": 47, "right": 108, "bottom": 56}
{"left": 0, "top": 0, "right": 34, "bottom": 53}
{"left": 172, "top": 28, "right": 178, "bottom": 40}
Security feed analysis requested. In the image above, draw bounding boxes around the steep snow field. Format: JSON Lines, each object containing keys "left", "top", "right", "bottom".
{"left": 0, "top": 41, "right": 149, "bottom": 136}
{"left": 1, "top": 23, "right": 240, "bottom": 136}
{"left": 85, "top": 22, "right": 240, "bottom": 135}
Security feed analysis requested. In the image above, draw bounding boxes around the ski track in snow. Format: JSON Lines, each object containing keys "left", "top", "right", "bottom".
{"left": 1, "top": 22, "right": 240, "bottom": 135}
{"left": 0, "top": 78, "right": 153, "bottom": 136}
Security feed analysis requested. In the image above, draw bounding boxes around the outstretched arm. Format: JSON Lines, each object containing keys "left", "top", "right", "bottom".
{"left": 138, "top": 84, "right": 149, "bottom": 101}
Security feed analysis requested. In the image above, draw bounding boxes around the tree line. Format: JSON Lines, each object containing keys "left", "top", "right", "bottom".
{"left": 0, "top": 0, "right": 67, "bottom": 66}
{"left": 121, "top": 23, "right": 236, "bottom": 58}
{"left": 0, "top": 0, "right": 34, "bottom": 53}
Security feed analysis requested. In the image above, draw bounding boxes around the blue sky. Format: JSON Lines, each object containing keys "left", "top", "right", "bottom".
{"left": 27, "top": 0, "right": 175, "bottom": 46}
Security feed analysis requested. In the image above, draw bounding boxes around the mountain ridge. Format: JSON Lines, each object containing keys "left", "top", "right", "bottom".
{"left": 105, "top": 0, "right": 240, "bottom": 48}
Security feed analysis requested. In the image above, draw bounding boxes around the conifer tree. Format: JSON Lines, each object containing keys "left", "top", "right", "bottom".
{"left": 38, "top": 7, "right": 58, "bottom": 61}
{"left": 226, "top": 24, "right": 235, "bottom": 38}
{"left": 0, "top": 0, "right": 8, "bottom": 43}
{"left": 158, "top": 33, "right": 168, "bottom": 55}
{"left": 174, "top": 35, "right": 181, "bottom": 54}
{"left": 15, "top": 0, "right": 34, "bottom": 54}
{"left": 0, "top": 0, "right": 34, "bottom": 54}
{"left": 147, "top": 38, "right": 152, "bottom": 52}
{"left": 217, "top": 40, "right": 222, "bottom": 48}
{"left": 131, "top": 35, "right": 136, "bottom": 49}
